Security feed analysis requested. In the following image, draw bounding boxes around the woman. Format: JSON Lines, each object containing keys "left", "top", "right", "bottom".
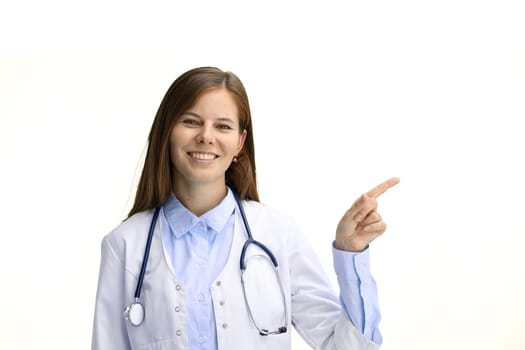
{"left": 92, "top": 67, "right": 399, "bottom": 349}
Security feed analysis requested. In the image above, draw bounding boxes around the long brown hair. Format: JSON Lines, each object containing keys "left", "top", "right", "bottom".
{"left": 128, "top": 67, "right": 259, "bottom": 218}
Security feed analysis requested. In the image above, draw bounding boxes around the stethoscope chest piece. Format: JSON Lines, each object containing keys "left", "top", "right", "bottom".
{"left": 123, "top": 300, "right": 145, "bottom": 327}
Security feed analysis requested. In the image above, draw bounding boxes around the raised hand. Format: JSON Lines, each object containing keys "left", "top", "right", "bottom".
{"left": 335, "top": 177, "right": 400, "bottom": 252}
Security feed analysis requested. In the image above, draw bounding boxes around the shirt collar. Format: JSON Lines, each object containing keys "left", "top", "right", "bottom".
{"left": 162, "top": 188, "right": 236, "bottom": 238}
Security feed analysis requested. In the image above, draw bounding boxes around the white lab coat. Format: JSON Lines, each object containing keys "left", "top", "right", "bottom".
{"left": 92, "top": 201, "right": 380, "bottom": 350}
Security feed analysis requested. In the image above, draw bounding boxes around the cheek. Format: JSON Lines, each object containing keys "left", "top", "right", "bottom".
{"left": 226, "top": 136, "right": 243, "bottom": 154}
{"left": 169, "top": 132, "right": 183, "bottom": 164}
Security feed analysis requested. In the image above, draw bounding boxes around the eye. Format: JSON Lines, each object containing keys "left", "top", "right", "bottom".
{"left": 217, "top": 124, "right": 233, "bottom": 130}
{"left": 181, "top": 118, "right": 200, "bottom": 126}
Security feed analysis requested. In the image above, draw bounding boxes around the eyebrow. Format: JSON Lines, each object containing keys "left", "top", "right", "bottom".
{"left": 183, "top": 111, "right": 235, "bottom": 124}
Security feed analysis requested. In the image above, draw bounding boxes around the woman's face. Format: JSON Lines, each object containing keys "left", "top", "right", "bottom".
{"left": 169, "top": 88, "right": 246, "bottom": 190}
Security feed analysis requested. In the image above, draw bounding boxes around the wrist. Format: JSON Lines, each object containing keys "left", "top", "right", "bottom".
{"left": 334, "top": 239, "right": 366, "bottom": 253}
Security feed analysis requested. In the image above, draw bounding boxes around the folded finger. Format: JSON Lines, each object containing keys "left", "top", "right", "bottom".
{"left": 353, "top": 195, "right": 378, "bottom": 222}
{"left": 358, "top": 211, "right": 382, "bottom": 227}
{"left": 360, "top": 221, "right": 387, "bottom": 234}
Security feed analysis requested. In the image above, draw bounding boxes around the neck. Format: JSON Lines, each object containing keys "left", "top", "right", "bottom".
{"left": 173, "top": 179, "right": 228, "bottom": 217}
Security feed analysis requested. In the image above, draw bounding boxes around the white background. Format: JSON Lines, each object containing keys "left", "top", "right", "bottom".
{"left": 1, "top": 1, "right": 524, "bottom": 349}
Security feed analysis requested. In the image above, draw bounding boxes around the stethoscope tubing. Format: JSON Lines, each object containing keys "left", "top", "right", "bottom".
{"left": 134, "top": 207, "right": 161, "bottom": 299}
{"left": 231, "top": 188, "right": 279, "bottom": 270}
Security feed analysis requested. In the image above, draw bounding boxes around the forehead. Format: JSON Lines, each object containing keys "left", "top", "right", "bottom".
{"left": 187, "top": 88, "right": 239, "bottom": 119}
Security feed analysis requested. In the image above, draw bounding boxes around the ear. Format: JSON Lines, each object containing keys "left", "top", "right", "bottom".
{"left": 236, "top": 129, "right": 247, "bottom": 154}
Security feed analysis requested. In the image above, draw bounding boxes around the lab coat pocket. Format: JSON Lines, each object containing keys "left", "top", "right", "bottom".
{"left": 126, "top": 323, "right": 184, "bottom": 350}
{"left": 126, "top": 319, "right": 181, "bottom": 350}
{"left": 132, "top": 337, "right": 180, "bottom": 350}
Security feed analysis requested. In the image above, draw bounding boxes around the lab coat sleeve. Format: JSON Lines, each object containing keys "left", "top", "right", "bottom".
{"left": 92, "top": 237, "right": 131, "bottom": 350}
{"left": 287, "top": 220, "right": 380, "bottom": 350}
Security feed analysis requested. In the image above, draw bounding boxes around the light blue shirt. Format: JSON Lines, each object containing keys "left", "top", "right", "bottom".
{"left": 161, "top": 189, "right": 381, "bottom": 348}
{"left": 333, "top": 245, "right": 382, "bottom": 343}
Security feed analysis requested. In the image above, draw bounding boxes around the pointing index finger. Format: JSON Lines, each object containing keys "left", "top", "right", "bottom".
{"left": 366, "top": 177, "right": 400, "bottom": 198}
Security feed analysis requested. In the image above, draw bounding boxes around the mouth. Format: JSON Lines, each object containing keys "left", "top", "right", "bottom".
{"left": 188, "top": 152, "right": 219, "bottom": 161}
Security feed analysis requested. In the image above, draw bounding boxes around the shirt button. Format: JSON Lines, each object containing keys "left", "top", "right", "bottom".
{"left": 198, "top": 336, "right": 204, "bottom": 343}
{"left": 176, "top": 330, "right": 182, "bottom": 336}
{"left": 216, "top": 281, "right": 221, "bottom": 287}
{"left": 222, "top": 323, "right": 228, "bottom": 329}
{"left": 198, "top": 294, "right": 204, "bottom": 302}
{"left": 175, "top": 284, "right": 182, "bottom": 291}
{"left": 219, "top": 300, "right": 225, "bottom": 306}
{"left": 174, "top": 306, "right": 181, "bottom": 312}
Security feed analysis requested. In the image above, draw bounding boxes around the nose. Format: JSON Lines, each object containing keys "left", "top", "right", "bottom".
{"left": 196, "top": 123, "right": 215, "bottom": 144}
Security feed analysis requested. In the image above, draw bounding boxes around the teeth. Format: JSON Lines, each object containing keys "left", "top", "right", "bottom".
{"left": 190, "top": 152, "right": 216, "bottom": 160}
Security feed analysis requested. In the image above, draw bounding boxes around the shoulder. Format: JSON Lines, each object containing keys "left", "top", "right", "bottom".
{"left": 102, "top": 209, "right": 156, "bottom": 255}
{"left": 243, "top": 200, "right": 295, "bottom": 224}
{"left": 242, "top": 200, "right": 303, "bottom": 240}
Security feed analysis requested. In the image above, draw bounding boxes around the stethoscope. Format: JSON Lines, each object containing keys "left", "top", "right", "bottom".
{"left": 123, "top": 187, "right": 288, "bottom": 336}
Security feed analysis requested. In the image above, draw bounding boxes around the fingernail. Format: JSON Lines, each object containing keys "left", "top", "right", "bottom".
{"left": 355, "top": 214, "right": 363, "bottom": 222}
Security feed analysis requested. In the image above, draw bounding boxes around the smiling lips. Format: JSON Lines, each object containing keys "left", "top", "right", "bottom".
{"left": 188, "top": 152, "right": 218, "bottom": 161}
